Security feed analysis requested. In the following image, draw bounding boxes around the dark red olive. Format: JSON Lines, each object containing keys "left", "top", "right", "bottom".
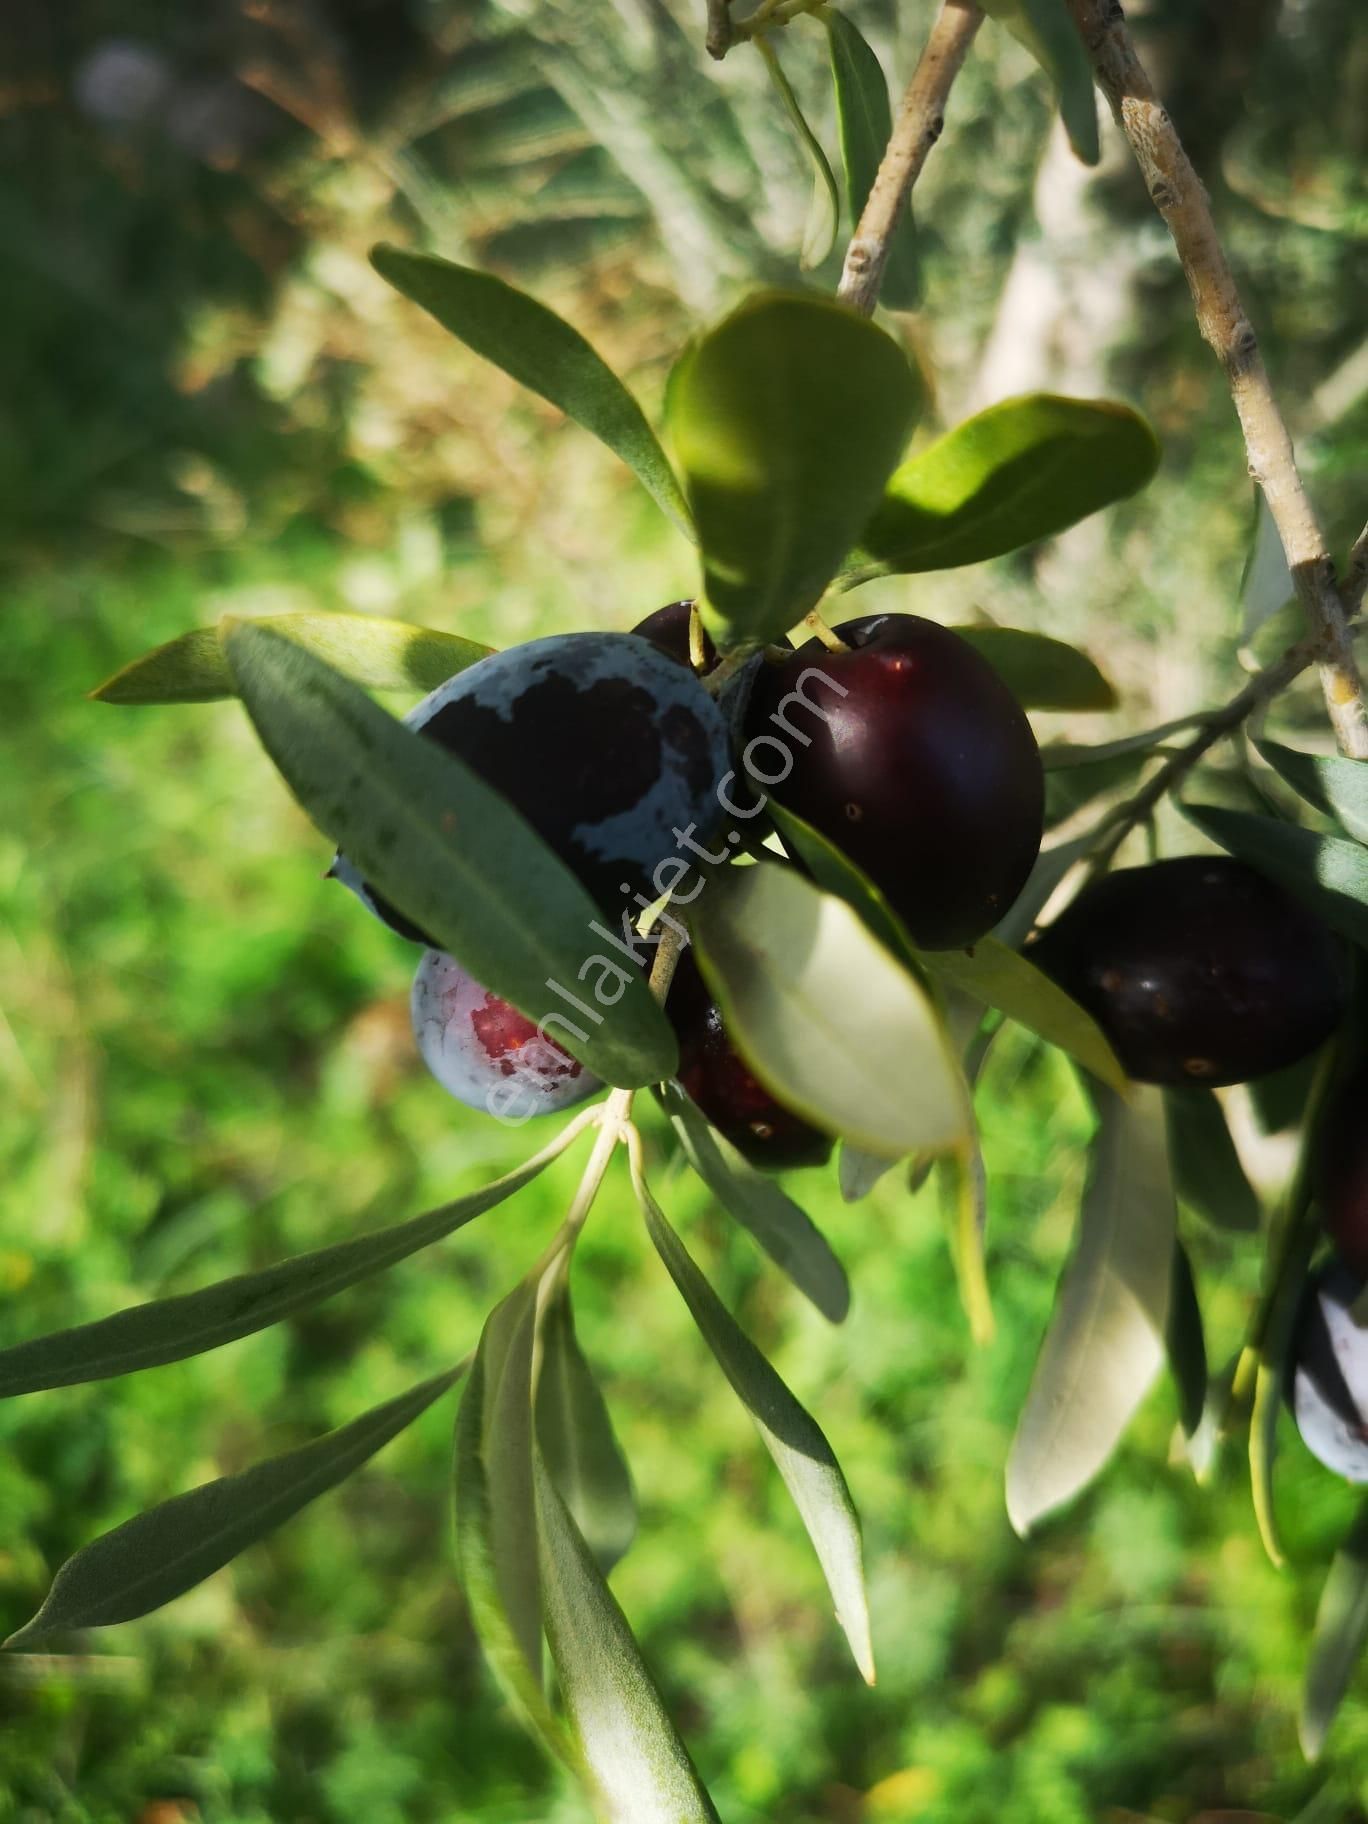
{"left": 667, "top": 946, "right": 832, "bottom": 1172}
{"left": 1318, "top": 1063, "right": 1368, "bottom": 1277}
{"left": 630, "top": 599, "right": 716, "bottom": 673}
{"left": 742, "top": 613, "right": 1044, "bottom": 950}
{"left": 1028, "top": 856, "right": 1348, "bottom": 1087}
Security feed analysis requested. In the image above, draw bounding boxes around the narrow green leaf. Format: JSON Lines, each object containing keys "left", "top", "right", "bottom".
{"left": 849, "top": 394, "right": 1158, "bottom": 582}
{"left": 1256, "top": 739, "right": 1368, "bottom": 846}
{"left": 1043, "top": 717, "right": 1203, "bottom": 771}
{"left": 755, "top": 37, "right": 840, "bottom": 271}
{"left": 635, "top": 1165, "right": 874, "bottom": 1683}
{"left": 5, "top": 1370, "right": 462, "bottom": 1645}
{"left": 927, "top": 938, "right": 1128, "bottom": 1094}
{"left": 838, "top": 1142, "right": 896, "bottom": 1203}
{"left": 769, "top": 801, "right": 922, "bottom": 970}
{"left": 370, "top": 243, "right": 690, "bottom": 533}
{"left": 1166, "top": 1242, "right": 1207, "bottom": 1440}
{"left": 991, "top": 832, "right": 1095, "bottom": 950}
{"left": 91, "top": 613, "right": 493, "bottom": 706}
{"left": 979, "top": 0, "right": 1099, "bottom": 163}
{"left": 937, "top": 1140, "right": 994, "bottom": 1345}
{"left": 690, "top": 860, "right": 969, "bottom": 1160}
{"left": 1163, "top": 1087, "right": 1260, "bottom": 1233}
{"left": 0, "top": 1115, "right": 590, "bottom": 1397}
{"left": 535, "top": 1454, "right": 721, "bottom": 1822}
{"left": 223, "top": 621, "right": 676, "bottom": 1089}
{"left": 660, "top": 1082, "right": 849, "bottom": 1323}
{"left": 1302, "top": 1497, "right": 1368, "bottom": 1761}
{"left": 1006, "top": 1084, "right": 1176, "bottom": 1535}
{"left": 953, "top": 625, "right": 1117, "bottom": 712}
{"left": 1044, "top": 749, "right": 1148, "bottom": 830}
{"left": 536, "top": 1283, "right": 637, "bottom": 1573}
{"left": 824, "top": 11, "right": 919, "bottom": 309}
{"left": 1183, "top": 802, "right": 1368, "bottom": 950}
{"left": 667, "top": 291, "right": 920, "bottom": 649}
{"left": 1250, "top": 1219, "right": 1317, "bottom": 1571}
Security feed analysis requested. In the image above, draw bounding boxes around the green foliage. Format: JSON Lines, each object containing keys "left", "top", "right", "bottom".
{"left": 755, "top": 37, "right": 841, "bottom": 272}
{"left": 1304, "top": 1497, "right": 1368, "bottom": 1761}
{"left": 824, "top": 11, "right": 920, "bottom": 308}
{"left": 951, "top": 626, "right": 1117, "bottom": 712}
{"left": 536, "top": 1285, "right": 638, "bottom": 1573}
{"left": 977, "top": 0, "right": 1100, "bottom": 164}
{"left": 1163, "top": 1087, "right": 1261, "bottom": 1233}
{"left": 1257, "top": 737, "right": 1368, "bottom": 845}
{"left": 1183, "top": 802, "right": 1368, "bottom": 949}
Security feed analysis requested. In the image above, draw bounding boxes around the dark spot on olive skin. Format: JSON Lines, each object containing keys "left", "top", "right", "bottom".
{"left": 659, "top": 700, "right": 717, "bottom": 803}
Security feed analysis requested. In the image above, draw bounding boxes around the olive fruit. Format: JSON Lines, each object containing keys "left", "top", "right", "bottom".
{"left": 668, "top": 945, "right": 832, "bottom": 1172}
{"left": 630, "top": 599, "right": 716, "bottom": 673}
{"left": 1318, "top": 1063, "right": 1368, "bottom": 1277}
{"left": 333, "top": 631, "right": 733, "bottom": 940}
{"left": 743, "top": 613, "right": 1044, "bottom": 950}
{"left": 1028, "top": 856, "right": 1347, "bottom": 1087}
{"left": 411, "top": 948, "right": 600, "bottom": 1119}
{"left": 1290, "top": 1258, "right": 1368, "bottom": 1482}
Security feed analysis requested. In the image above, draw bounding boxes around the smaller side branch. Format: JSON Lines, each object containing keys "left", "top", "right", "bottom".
{"left": 837, "top": 0, "right": 983, "bottom": 317}
{"left": 1064, "top": 0, "right": 1368, "bottom": 762}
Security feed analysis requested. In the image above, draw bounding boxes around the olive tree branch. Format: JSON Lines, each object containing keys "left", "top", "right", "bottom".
{"left": 1063, "top": 0, "right": 1368, "bottom": 762}
{"left": 837, "top": 0, "right": 984, "bottom": 316}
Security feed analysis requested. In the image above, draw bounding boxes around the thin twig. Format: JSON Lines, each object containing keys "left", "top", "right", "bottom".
{"left": 837, "top": 0, "right": 983, "bottom": 316}
{"left": 1343, "top": 520, "right": 1368, "bottom": 618}
{"left": 1064, "top": 0, "right": 1368, "bottom": 761}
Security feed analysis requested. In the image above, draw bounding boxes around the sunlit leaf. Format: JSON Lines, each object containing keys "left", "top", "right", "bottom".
{"left": 1256, "top": 739, "right": 1368, "bottom": 846}
{"left": 951, "top": 626, "right": 1117, "bottom": 712}
{"left": 0, "top": 1115, "right": 591, "bottom": 1397}
{"left": 91, "top": 613, "right": 492, "bottom": 706}
{"left": 370, "top": 244, "right": 690, "bottom": 533}
{"left": 978, "top": 0, "right": 1099, "bottom": 163}
{"left": 848, "top": 395, "right": 1158, "bottom": 582}
{"left": 1006, "top": 1084, "right": 1175, "bottom": 1535}
{"left": 5, "top": 1370, "right": 462, "bottom": 1645}
{"left": 1163, "top": 1087, "right": 1260, "bottom": 1233}
{"left": 667, "top": 291, "right": 919, "bottom": 649}
{"left": 1166, "top": 1242, "right": 1207, "bottom": 1440}
{"left": 690, "top": 860, "right": 968, "bottom": 1160}
{"left": 223, "top": 621, "right": 676, "bottom": 1088}
{"left": 659, "top": 1082, "right": 850, "bottom": 1323}
{"left": 755, "top": 37, "right": 840, "bottom": 270}
{"left": 1183, "top": 801, "right": 1368, "bottom": 950}
{"left": 1302, "top": 1496, "right": 1368, "bottom": 1761}
{"left": 824, "top": 10, "right": 919, "bottom": 308}
{"left": 535, "top": 1454, "right": 720, "bottom": 1821}
{"left": 769, "top": 801, "right": 921, "bottom": 970}
{"left": 635, "top": 1165, "right": 874, "bottom": 1683}
{"left": 536, "top": 1283, "right": 637, "bottom": 1573}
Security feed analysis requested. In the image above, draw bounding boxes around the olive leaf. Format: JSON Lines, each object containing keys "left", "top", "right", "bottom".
{"left": 1302, "top": 1496, "right": 1368, "bottom": 1761}
{"left": 824, "top": 10, "right": 919, "bottom": 308}
{"left": 659, "top": 1082, "right": 850, "bottom": 1323}
{"left": 991, "top": 831, "right": 1096, "bottom": 950}
{"left": 951, "top": 626, "right": 1117, "bottom": 712}
{"left": 1044, "top": 749, "right": 1148, "bottom": 830}
{"left": 755, "top": 36, "right": 840, "bottom": 271}
{"left": 223, "top": 620, "right": 677, "bottom": 1089}
{"left": 536, "top": 1283, "right": 638, "bottom": 1574}
{"left": 0, "top": 1114, "right": 591, "bottom": 1397}
{"left": 838, "top": 1142, "right": 897, "bottom": 1203}
{"left": 937, "top": 1140, "right": 993, "bottom": 1345}
{"left": 1255, "top": 738, "right": 1368, "bottom": 846}
{"left": 1183, "top": 802, "right": 1368, "bottom": 950}
{"left": 847, "top": 395, "right": 1158, "bottom": 584}
{"left": 977, "top": 0, "right": 1099, "bottom": 164}
{"left": 635, "top": 1160, "right": 874, "bottom": 1684}
{"left": 1163, "top": 1087, "right": 1261, "bottom": 1234}
{"left": 5, "top": 1369, "right": 463, "bottom": 1646}
{"left": 1006, "top": 1084, "right": 1176, "bottom": 1535}
{"left": 91, "top": 613, "right": 492, "bottom": 706}
{"left": 1166, "top": 1242, "right": 1208, "bottom": 1441}
{"left": 370, "top": 244, "right": 690, "bottom": 534}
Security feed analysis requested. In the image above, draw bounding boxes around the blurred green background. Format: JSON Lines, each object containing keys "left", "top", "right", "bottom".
{"left": 3, "top": 1, "right": 1368, "bottom": 1818}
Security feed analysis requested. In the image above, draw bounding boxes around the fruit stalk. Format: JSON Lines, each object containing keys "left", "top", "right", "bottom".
{"left": 1064, "top": 0, "right": 1368, "bottom": 762}
{"left": 837, "top": 0, "right": 984, "bottom": 317}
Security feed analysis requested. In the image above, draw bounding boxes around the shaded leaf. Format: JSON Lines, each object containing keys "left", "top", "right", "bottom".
{"left": 1183, "top": 801, "right": 1368, "bottom": 950}
{"left": 690, "top": 860, "right": 968, "bottom": 1160}
{"left": 371, "top": 244, "right": 689, "bottom": 532}
{"left": 1302, "top": 1497, "right": 1368, "bottom": 1761}
{"left": 660, "top": 1082, "right": 849, "bottom": 1323}
{"left": 769, "top": 801, "right": 922, "bottom": 970}
{"left": 755, "top": 36, "right": 840, "bottom": 271}
{"left": 0, "top": 1116, "right": 590, "bottom": 1397}
{"left": 1256, "top": 739, "right": 1368, "bottom": 846}
{"left": 535, "top": 1454, "right": 720, "bottom": 1822}
{"left": 937, "top": 1140, "right": 993, "bottom": 1345}
{"left": 952, "top": 626, "right": 1117, "bottom": 712}
{"left": 824, "top": 10, "right": 919, "bottom": 308}
{"left": 1042, "top": 716, "right": 1201, "bottom": 770}
{"left": 92, "top": 613, "right": 491, "bottom": 706}
{"left": 223, "top": 621, "right": 676, "bottom": 1088}
{"left": 1166, "top": 1242, "right": 1207, "bottom": 1439}
{"left": 1164, "top": 1087, "right": 1260, "bottom": 1233}
{"left": 979, "top": 0, "right": 1099, "bottom": 163}
{"left": 536, "top": 1283, "right": 637, "bottom": 1573}
{"left": 667, "top": 291, "right": 919, "bottom": 649}
{"left": 849, "top": 394, "right": 1156, "bottom": 581}
{"left": 1006, "top": 1084, "right": 1176, "bottom": 1534}
{"left": 838, "top": 1141, "right": 896, "bottom": 1203}
{"left": 635, "top": 1166, "right": 874, "bottom": 1682}
{"left": 991, "top": 832, "right": 1095, "bottom": 951}
{"left": 1045, "top": 748, "right": 1147, "bottom": 830}
{"left": 5, "top": 1370, "right": 462, "bottom": 1645}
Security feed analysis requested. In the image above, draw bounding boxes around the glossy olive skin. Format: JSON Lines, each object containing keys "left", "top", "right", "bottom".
{"left": 1028, "top": 857, "right": 1348, "bottom": 1087}
{"left": 1318, "top": 1064, "right": 1368, "bottom": 1277}
{"left": 743, "top": 613, "right": 1044, "bottom": 950}
{"left": 630, "top": 599, "right": 716, "bottom": 673}
{"left": 668, "top": 946, "right": 832, "bottom": 1172}
{"left": 1290, "top": 1258, "right": 1368, "bottom": 1482}
{"left": 333, "top": 632, "right": 732, "bottom": 939}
